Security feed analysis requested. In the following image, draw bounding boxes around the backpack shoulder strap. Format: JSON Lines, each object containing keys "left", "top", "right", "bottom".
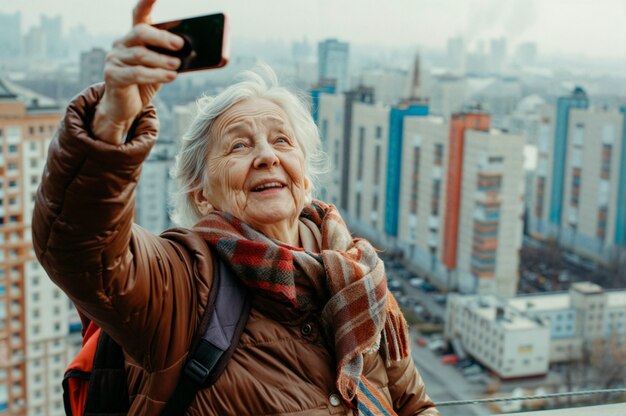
{"left": 160, "top": 251, "right": 251, "bottom": 416}
{"left": 82, "top": 330, "right": 130, "bottom": 415}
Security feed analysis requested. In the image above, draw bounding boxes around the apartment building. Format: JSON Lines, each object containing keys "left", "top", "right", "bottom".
{"left": 397, "top": 117, "right": 448, "bottom": 278}
{"left": 315, "top": 88, "right": 525, "bottom": 296}
{"left": 317, "top": 39, "right": 349, "bottom": 93}
{"left": 348, "top": 101, "right": 391, "bottom": 234}
{"left": 316, "top": 93, "right": 344, "bottom": 207}
{"left": 528, "top": 87, "right": 626, "bottom": 263}
{"left": 135, "top": 139, "right": 178, "bottom": 234}
{"left": 397, "top": 112, "right": 525, "bottom": 296}
{"left": 446, "top": 282, "right": 626, "bottom": 378}
{"left": 456, "top": 128, "right": 526, "bottom": 296}
{"left": 0, "top": 79, "right": 65, "bottom": 414}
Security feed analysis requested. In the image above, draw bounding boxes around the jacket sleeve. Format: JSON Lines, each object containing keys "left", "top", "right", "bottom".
{"left": 388, "top": 355, "right": 440, "bottom": 416}
{"left": 31, "top": 84, "right": 213, "bottom": 371}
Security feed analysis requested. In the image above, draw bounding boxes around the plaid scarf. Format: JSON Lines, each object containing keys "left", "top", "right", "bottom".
{"left": 193, "top": 200, "right": 410, "bottom": 413}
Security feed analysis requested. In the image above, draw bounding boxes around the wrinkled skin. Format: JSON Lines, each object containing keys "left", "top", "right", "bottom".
{"left": 194, "top": 97, "right": 309, "bottom": 247}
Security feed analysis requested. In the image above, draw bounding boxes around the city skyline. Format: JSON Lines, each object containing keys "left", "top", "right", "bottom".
{"left": 3, "top": 0, "right": 626, "bottom": 63}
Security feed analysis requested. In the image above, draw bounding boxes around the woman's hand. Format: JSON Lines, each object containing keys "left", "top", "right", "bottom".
{"left": 92, "top": 0, "right": 184, "bottom": 144}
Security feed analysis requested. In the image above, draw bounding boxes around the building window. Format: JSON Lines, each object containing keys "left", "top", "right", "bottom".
{"left": 320, "top": 119, "right": 328, "bottom": 144}
{"left": 410, "top": 147, "right": 420, "bottom": 215}
{"left": 434, "top": 143, "right": 444, "bottom": 166}
{"left": 431, "top": 179, "right": 441, "bottom": 215}
{"left": 356, "top": 193, "right": 362, "bottom": 219}
{"left": 535, "top": 177, "right": 546, "bottom": 218}
{"left": 601, "top": 144, "right": 612, "bottom": 179}
{"left": 570, "top": 167, "right": 582, "bottom": 207}
{"left": 597, "top": 206, "right": 608, "bottom": 240}
{"left": 357, "top": 127, "right": 365, "bottom": 181}
{"left": 477, "top": 173, "right": 502, "bottom": 192}
{"left": 373, "top": 146, "right": 381, "bottom": 186}
{"left": 375, "top": 126, "right": 382, "bottom": 139}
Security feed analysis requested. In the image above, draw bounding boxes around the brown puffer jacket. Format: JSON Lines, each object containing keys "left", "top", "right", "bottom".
{"left": 32, "top": 85, "right": 439, "bottom": 415}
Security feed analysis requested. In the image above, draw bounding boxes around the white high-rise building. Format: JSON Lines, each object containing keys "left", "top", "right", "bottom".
{"left": 348, "top": 102, "right": 389, "bottom": 235}
{"left": 136, "top": 139, "right": 178, "bottom": 234}
{"left": 0, "top": 12, "right": 21, "bottom": 59}
{"left": 316, "top": 93, "right": 345, "bottom": 207}
{"left": 396, "top": 112, "right": 525, "bottom": 296}
{"left": 528, "top": 88, "right": 626, "bottom": 263}
{"left": 0, "top": 79, "right": 65, "bottom": 414}
{"left": 318, "top": 39, "right": 349, "bottom": 93}
{"left": 315, "top": 87, "right": 526, "bottom": 296}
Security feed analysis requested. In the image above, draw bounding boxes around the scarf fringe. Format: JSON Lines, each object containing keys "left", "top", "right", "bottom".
{"left": 382, "top": 300, "right": 410, "bottom": 364}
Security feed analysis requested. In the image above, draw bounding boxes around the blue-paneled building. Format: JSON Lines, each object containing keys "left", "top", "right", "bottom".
{"left": 384, "top": 100, "right": 429, "bottom": 237}
{"left": 549, "top": 87, "right": 589, "bottom": 226}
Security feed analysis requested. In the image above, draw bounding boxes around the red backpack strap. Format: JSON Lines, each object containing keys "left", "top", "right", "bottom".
{"left": 62, "top": 319, "right": 130, "bottom": 416}
{"left": 63, "top": 322, "right": 101, "bottom": 416}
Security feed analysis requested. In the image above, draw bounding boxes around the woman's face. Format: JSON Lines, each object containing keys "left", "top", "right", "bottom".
{"left": 196, "top": 97, "right": 309, "bottom": 240}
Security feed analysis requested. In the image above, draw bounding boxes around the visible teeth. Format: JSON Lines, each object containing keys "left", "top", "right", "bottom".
{"left": 254, "top": 182, "right": 283, "bottom": 191}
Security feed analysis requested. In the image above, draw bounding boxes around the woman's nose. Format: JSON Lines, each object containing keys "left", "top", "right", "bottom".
{"left": 253, "top": 141, "right": 279, "bottom": 168}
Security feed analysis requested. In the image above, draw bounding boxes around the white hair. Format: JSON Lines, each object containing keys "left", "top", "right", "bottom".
{"left": 170, "top": 64, "right": 327, "bottom": 228}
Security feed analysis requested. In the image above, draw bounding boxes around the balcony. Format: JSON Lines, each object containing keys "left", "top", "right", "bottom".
{"left": 428, "top": 215, "right": 440, "bottom": 230}
{"left": 507, "top": 403, "right": 625, "bottom": 415}
{"left": 439, "top": 399, "right": 626, "bottom": 415}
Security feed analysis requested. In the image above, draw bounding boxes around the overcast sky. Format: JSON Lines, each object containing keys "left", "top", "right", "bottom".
{"left": 5, "top": 0, "right": 626, "bottom": 61}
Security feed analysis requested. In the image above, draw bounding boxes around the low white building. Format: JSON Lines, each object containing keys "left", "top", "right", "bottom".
{"left": 445, "top": 282, "right": 626, "bottom": 378}
{"left": 445, "top": 294, "right": 551, "bottom": 379}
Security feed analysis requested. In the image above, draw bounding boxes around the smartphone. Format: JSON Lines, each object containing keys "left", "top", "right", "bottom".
{"left": 150, "top": 13, "right": 228, "bottom": 73}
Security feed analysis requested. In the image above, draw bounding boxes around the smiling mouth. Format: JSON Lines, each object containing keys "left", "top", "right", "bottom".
{"left": 252, "top": 182, "right": 286, "bottom": 192}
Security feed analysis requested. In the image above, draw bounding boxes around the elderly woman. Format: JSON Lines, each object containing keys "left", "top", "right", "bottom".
{"left": 32, "top": 0, "right": 438, "bottom": 415}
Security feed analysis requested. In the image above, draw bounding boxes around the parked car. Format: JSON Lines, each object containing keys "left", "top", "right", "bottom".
{"left": 409, "top": 277, "right": 424, "bottom": 287}
{"left": 434, "top": 294, "right": 447, "bottom": 304}
{"left": 456, "top": 359, "right": 475, "bottom": 369}
{"left": 440, "top": 354, "right": 460, "bottom": 365}
{"left": 462, "top": 365, "right": 482, "bottom": 377}
{"left": 428, "top": 339, "right": 446, "bottom": 354}
{"left": 415, "top": 337, "right": 428, "bottom": 347}
{"left": 421, "top": 282, "right": 436, "bottom": 292}
{"left": 388, "top": 279, "right": 402, "bottom": 291}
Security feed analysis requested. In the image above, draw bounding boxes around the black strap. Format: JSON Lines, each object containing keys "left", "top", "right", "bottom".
{"left": 160, "top": 253, "right": 250, "bottom": 416}
{"left": 78, "top": 249, "right": 249, "bottom": 416}
{"left": 159, "top": 341, "right": 224, "bottom": 416}
{"left": 83, "top": 331, "right": 130, "bottom": 415}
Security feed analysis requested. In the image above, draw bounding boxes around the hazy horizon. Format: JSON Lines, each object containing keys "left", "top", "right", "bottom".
{"left": 4, "top": 0, "right": 626, "bottom": 63}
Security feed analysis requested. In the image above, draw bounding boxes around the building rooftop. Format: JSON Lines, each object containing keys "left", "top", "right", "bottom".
{"left": 0, "top": 79, "right": 18, "bottom": 99}
{"left": 571, "top": 281, "right": 603, "bottom": 295}
{"left": 509, "top": 293, "right": 571, "bottom": 312}
{"left": 456, "top": 295, "right": 545, "bottom": 331}
{"left": 607, "top": 291, "right": 626, "bottom": 308}
{"left": 0, "top": 77, "right": 59, "bottom": 109}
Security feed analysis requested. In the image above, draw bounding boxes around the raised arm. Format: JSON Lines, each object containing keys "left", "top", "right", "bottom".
{"left": 31, "top": 0, "right": 212, "bottom": 371}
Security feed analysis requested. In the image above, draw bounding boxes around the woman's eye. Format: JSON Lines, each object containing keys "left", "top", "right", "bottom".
{"left": 231, "top": 142, "right": 246, "bottom": 151}
{"left": 276, "top": 137, "right": 289, "bottom": 144}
